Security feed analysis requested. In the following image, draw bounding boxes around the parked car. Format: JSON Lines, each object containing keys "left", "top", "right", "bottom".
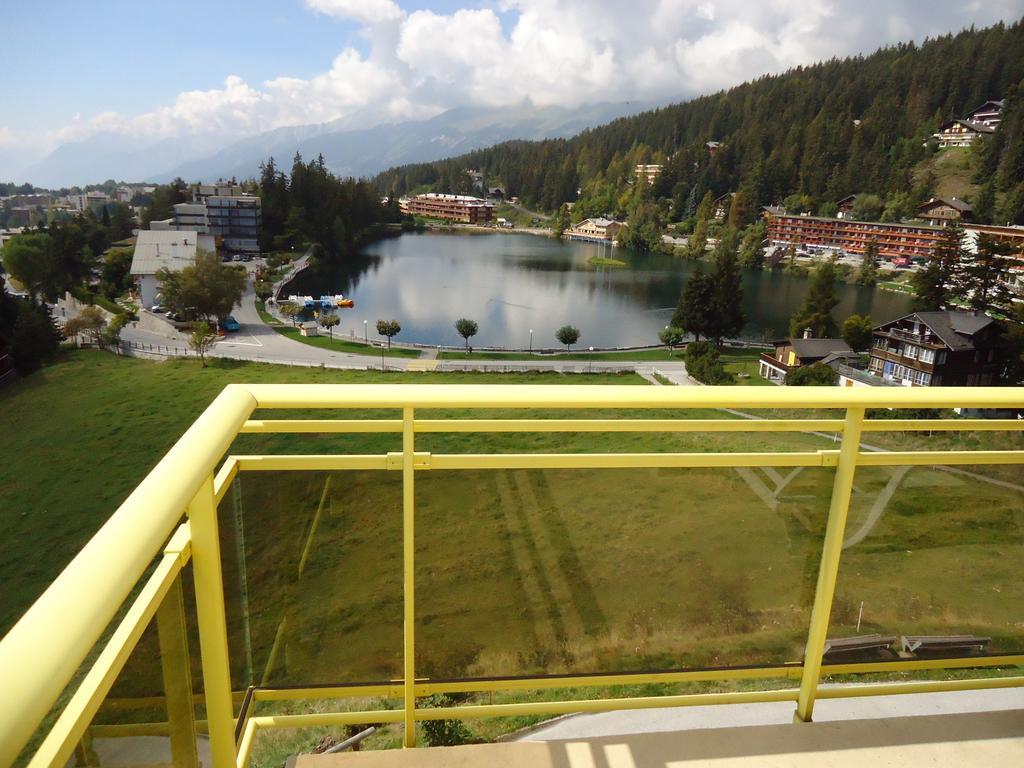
{"left": 150, "top": 304, "right": 166, "bottom": 313}
{"left": 221, "top": 315, "right": 241, "bottom": 332}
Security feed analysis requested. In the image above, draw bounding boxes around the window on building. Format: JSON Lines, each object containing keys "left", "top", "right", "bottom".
{"left": 937, "top": 350, "right": 947, "bottom": 364}
{"left": 919, "top": 348, "right": 935, "bottom": 364}
{"left": 904, "top": 345, "right": 918, "bottom": 359}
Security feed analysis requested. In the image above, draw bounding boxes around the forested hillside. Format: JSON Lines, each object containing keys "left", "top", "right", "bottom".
{"left": 375, "top": 21, "right": 1024, "bottom": 240}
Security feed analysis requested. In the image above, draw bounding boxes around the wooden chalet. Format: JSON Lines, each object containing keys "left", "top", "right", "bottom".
{"left": 868, "top": 311, "right": 1002, "bottom": 386}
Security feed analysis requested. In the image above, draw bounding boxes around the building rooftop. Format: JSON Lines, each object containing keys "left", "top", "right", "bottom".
{"left": 129, "top": 230, "right": 214, "bottom": 276}
{"left": 879, "top": 311, "right": 995, "bottom": 352}
{"left": 789, "top": 338, "right": 854, "bottom": 360}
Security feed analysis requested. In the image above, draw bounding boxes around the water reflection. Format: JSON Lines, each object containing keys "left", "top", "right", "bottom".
{"left": 290, "top": 232, "right": 914, "bottom": 348}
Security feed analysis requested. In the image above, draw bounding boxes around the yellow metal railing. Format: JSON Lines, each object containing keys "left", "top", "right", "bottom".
{"left": 1, "top": 383, "right": 1022, "bottom": 768}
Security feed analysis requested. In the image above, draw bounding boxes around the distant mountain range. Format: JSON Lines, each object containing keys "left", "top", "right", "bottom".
{"left": 14, "top": 101, "right": 658, "bottom": 189}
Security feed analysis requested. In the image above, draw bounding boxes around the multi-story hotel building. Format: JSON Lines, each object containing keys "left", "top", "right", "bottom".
{"left": 766, "top": 213, "right": 946, "bottom": 260}
{"left": 401, "top": 193, "right": 495, "bottom": 224}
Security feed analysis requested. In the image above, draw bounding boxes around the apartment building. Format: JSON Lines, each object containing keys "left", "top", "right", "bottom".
{"left": 206, "top": 196, "right": 261, "bottom": 252}
{"left": 766, "top": 213, "right": 946, "bottom": 260}
{"left": 402, "top": 193, "right": 494, "bottom": 225}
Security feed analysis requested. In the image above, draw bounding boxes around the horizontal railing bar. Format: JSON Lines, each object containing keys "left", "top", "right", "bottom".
{"left": 815, "top": 676, "right": 1024, "bottom": 698}
{"left": 241, "top": 419, "right": 403, "bottom": 433}
{"left": 856, "top": 450, "right": 1024, "bottom": 466}
{"left": 861, "top": 419, "right": 1024, "bottom": 432}
{"left": 213, "top": 458, "right": 239, "bottom": 506}
{"left": 242, "top": 383, "right": 1024, "bottom": 410}
{"left": 415, "top": 419, "right": 846, "bottom": 433}
{"left": 253, "top": 684, "right": 400, "bottom": 702}
{"left": 416, "top": 688, "right": 800, "bottom": 722}
{"left": 245, "top": 655, "right": 1024, "bottom": 702}
{"left": 249, "top": 710, "right": 405, "bottom": 730}
{"left": 233, "top": 455, "right": 390, "bottom": 471}
{"left": 430, "top": 452, "right": 838, "bottom": 470}
{"left": 29, "top": 531, "right": 190, "bottom": 768}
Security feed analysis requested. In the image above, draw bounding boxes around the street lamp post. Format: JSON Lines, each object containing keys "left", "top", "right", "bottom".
{"left": 363, "top": 319, "right": 368, "bottom": 344}
{"left": 589, "top": 346, "right": 594, "bottom": 373}
{"left": 529, "top": 329, "right": 533, "bottom": 352}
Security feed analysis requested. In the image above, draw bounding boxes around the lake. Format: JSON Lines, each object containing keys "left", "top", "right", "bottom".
{"left": 290, "top": 232, "right": 915, "bottom": 348}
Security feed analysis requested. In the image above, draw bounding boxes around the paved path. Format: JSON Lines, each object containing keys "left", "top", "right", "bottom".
{"left": 519, "top": 687, "right": 1024, "bottom": 741}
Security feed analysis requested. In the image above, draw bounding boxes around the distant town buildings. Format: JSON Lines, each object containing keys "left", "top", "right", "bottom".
{"left": 564, "top": 217, "right": 624, "bottom": 243}
{"left": 68, "top": 191, "right": 109, "bottom": 213}
{"left": 932, "top": 99, "right": 1003, "bottom": 148}
{"left": 129, "top": 230, "right": 216, "bottom": 307}
{"left": 400, "top": 193, "right": 495, "bottom": 225}
{"left": 635, "top": 164, "right": 663, "bottom": 185}
{"left": 916, "top": 197, "right": 973, "bottom": 227}
{"left": 868, "top": 311, "right": 1002, "bottom": 386}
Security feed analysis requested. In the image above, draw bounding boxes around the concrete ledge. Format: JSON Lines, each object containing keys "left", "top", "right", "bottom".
{"left": 294, "top": 709, "right": 1024, "bottom": 767}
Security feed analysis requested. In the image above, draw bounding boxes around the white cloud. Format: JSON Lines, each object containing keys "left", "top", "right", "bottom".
{"left": 15, "top": 0, "right": 1024, "bottom": 157}
{"left": 304, "top": 0, "right": 404, "bottom": 24}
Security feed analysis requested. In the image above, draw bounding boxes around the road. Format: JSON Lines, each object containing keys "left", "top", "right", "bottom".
{"left": 112, "top": 269, "right": 693, "bottom": 380}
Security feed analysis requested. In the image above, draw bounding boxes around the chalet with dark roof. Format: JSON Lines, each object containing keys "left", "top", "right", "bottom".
{"left": 835, "top": 194, "right": 861, "bottom": 219}
{"left": 917, "top": 197, "right": 973, "bottom": 227}
{"left": 868, "top": 311, "right": 1002, "bottom": 386}
{"left": 933, "top": 118, "right": 995, "bottom": 148}
{"left": 759, "top": 335, "right": 859, "bottom": 383}
{"left": 964, "top": 100, "right": 1004, "bottom": 128}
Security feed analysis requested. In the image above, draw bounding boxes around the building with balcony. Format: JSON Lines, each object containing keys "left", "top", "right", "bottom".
{"left": 206, "top": 195, "right": 261, "bottom": 252}
{"left": 835, "top": 194, "right": 861, "bottom": 219}
{"left": 766, "top": 213, "right": 947, "bottom": 260}
{"left": 917, "top": 197, "right": 973, "bottom": 227}
{"left": 68, "top": 191, "right": 110, "bottom": 213}
{"left": 758, "top": 336, "right": 859, "bottom": 382}
{"left": 635, "top": 164, "right": 663, "bottom": 185}
{"left": 402, "top": 193, "right": 495, "bottom": 225}
{"left": 868, "top": 310, "right": 1002, "bottom": 386}
{"left": 2, "top": 383, "right": 1023, "bottom": 768}
{"left": 713, "top": 192, "right": 735, "bottom": 222}
{"left": 564, "top": 217, "right": 624, "bottom": 243}
{"left": 933, "top": 119, "right": 995, "bottom": 148}
{"left": 964, "top": 99, "right": 1004, "bottom": 128}
{"left": 172, "top": 203, "right": 209, "bottom": 233}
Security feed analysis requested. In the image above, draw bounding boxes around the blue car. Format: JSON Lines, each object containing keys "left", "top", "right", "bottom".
{"left": 221, "top": 316, "right": 241, "bottom": 332}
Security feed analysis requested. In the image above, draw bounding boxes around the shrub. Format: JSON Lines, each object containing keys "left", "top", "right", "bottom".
{"left": 785, "top": 363, "right": 837, "bottom": 386}
{"left": 684, "top": 340, "right": 734, "bottom": 384}
{"left": 419, "top": 695, "right": 473, "bottom": 747}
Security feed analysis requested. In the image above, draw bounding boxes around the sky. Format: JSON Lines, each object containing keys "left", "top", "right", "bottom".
{"left": 2, "top": 0, "right": 1023, "bottom": 166}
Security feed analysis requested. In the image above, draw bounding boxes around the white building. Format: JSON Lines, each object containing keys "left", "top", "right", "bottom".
{"left": 68, "top": 191, "right": 109, "bottom": 212}
{"left": 172, "top": 203, "right": 209, "bottom": 233}
{"left": 129, "top": 230, "right": 216, "bottom": 308}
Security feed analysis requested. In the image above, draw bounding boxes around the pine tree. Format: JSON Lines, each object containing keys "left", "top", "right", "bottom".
{"left": 708, "top": 229, "right": 746, "bottom": 344}
{"left": 855, "top": 239, "right": 880, "bottom": 286}
{"left": 957, "top": 234, "right": 1014, "bottom": 310}
{"left": 790, "top": 261, "right": 840, "bottom": 338}
{"left": 913, "top": 224, "right": 964, "bottom": 310}
{"left": 672, "top": 267, "right": 714, "bottom": 342}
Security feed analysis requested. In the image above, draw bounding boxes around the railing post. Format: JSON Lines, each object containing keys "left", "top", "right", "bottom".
{"left": 188, "top": 475, "right": 237, "bottom": 766}
{"left": 402, "top": 406, "right": 417, "bottom": 747}
{"left": 795, "top": 406, "right": 865, "bottom": 722}
{"left": 156, "top": 574, "right": 199, "bottom": 768}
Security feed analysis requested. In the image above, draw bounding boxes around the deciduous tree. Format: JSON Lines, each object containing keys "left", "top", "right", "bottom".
{"left": 454, "top": 318, "right": 478, "bottom": 352}
{"left": 556, "top": 325, "right": 580, "bottom": 351}
{"left": 376, "top": 318, "right": 401, "bottom": 348}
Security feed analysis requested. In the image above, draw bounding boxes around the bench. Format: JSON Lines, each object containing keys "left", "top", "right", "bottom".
{"left": 822, "top": 634, "right": 898, "bottom": 657}
{"left": 901, "top": 635, "right": 991, "bottom": 656}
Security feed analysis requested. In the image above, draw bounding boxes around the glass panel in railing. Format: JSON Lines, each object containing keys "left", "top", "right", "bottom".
{"left": 32, "top": 572, "right": 207, "bottom": 768}
{"left": 224, "top": 470, "right": 403, "bottom": 687}
{"left": 414, "top": 465, "right": 833, "bottom": 680}
{"left": 827, "top": 461, "right": 1024, "bottom": 669}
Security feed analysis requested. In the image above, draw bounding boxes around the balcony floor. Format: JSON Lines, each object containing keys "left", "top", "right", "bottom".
{"left": 295, "top": 706, "right": 1024, "bottom": 767}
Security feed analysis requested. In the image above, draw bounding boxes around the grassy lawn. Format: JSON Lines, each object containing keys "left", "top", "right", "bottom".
{"left": 271, "top": 324, "right": 423, "bottom": 358}
{"left": 4, "top": 350, "right": 1021, "bottom": 764}
{"left": 721, "top": 348, "right": 775, "bottom": 385}
{"left": 255, "top": 298, "right": 280, "bottom": 325}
